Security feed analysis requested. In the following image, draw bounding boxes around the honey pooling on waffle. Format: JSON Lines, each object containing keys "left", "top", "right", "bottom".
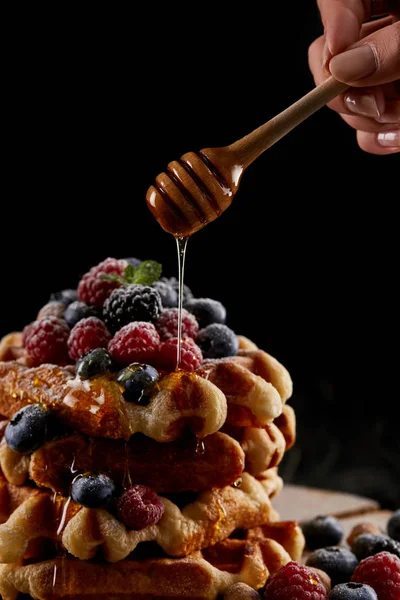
{"left": 0, "top": 256, "right": 304, "bottom": 599}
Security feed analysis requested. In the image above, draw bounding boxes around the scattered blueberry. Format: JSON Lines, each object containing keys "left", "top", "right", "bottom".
{"left": 76, "top": 348, "right": 114, "bottom": 379}
{"left": 103, "top": 284, "right": 162, "bottom": 333}
{"left": 196, "top": 323, "right": 238, "bottom": 359}
{"left": 329, "top": 582, "right": 378, "bottom": 599}
{"left": 152, "top": 279, "right": 178, "bottom": 308}
{"left": 302, "top": 514, "right": 344, "bottom": 550}
{"left": 351, "top": 533, "right": 400, "bottom": 560}
{"left": 388, "top": 509, "right": 400, "bottom": 542}
{"left": 71, "top": 472, "right": 115, "bottom": 508}
{"left": 117, "top": 363, "right": 159, "bottom": 403}
{"left": 64, "top": 301, "right": 100, "bottom": 328}
{"left": 184, "top": 297, "right": 226, "bottom": 328}
{"left": 5, "top": 404, "right": 59, "bottom": 454}
{"left": 124, "top": 257, "right": 142, "bottom": 268}
{"left": 306, "top": 546, "right": 358, "bottom": 586}
{"left": 50, "top": 289, "right": 78, "bottom": 306}
{"left": 159, "top": 276, "right": 193, "bottom": 304}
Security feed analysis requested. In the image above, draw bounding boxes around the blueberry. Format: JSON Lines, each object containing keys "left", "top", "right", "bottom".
{"left": 302, "top": 514, "right": 344, "bottom": 550}
{"left": 76, "top": 348, "right": 114, "bottom": 379}
{"left": 152, "top": 280, "right": 178, "bottom": 308}
{"left": 196, "top": 323, "right": 238, "bottom": 359}
{"left": 388, "top": 509, "right": 400, "bottom": 541}
{"left": 50, "top": 289, "right": 78, "bottom": 306}
{"left": 64, "top": 301, "right": 100, "bottom": 328}
{"left": 184, "top": 298, "right": 226, "bottom": 328}
{"left": 329, "top": 582, "right": 378, "bottom": 599}
{"left": 117, "top": 363, "right": 159, "bottom": 403}
{"left": 124, "top": 257, "right": 142, "bottom": 268}
{"left": 5, "top": 404, "right": 59, "bottom": 454}
{"left": 306, "top": 547, "right": 358, "bottom": 586}
{"left": 159, "top": 276, "right": 193, "bottom": 304}
{"left": 71, "top": 472, "right": 115, "bottom": 508}
{"left": 351, "top": 533, "right": 400, "bottom": 560}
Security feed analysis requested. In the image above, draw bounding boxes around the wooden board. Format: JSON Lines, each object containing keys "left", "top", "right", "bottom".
{"left": 272, "top": 484, "right": 381, "bottom": 524}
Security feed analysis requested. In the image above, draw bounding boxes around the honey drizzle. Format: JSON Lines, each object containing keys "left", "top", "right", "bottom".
{"left": 175, "top": 235, "right": 189, "bottom": 369}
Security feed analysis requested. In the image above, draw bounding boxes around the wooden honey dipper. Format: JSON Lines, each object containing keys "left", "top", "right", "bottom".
{"left": 146, "top": 76, "right": 348, "bottom": 237}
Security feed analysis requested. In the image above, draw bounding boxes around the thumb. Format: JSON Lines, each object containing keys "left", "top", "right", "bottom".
{"left": 329, "top": 21, "right": 400, "bottom": 86}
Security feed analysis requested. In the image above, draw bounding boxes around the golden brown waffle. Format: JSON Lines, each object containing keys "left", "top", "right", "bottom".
{"left": 0, "top": 522, "right": 305, "bottom": 599}
{"left": 0, "top": 332, "right": 28, "bottom": 365}
{"left": 0, "top": 472, "right": 281, "bottom": 564}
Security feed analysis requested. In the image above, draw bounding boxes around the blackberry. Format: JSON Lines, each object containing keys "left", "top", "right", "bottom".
{"left": 159, "top": 276, "right": 193, "bottom": 304}
{"left": 302, "top": 514, "right": 344, "bottom": 550}
{"left": 64, "top": 301, "right": 100, "bottom": 328}
{"left": 152, "top": 279, "right": 178, "bottom": 308}
{"left": 50, "top": 288, "right": 78, "bottom": 306}
{"left": 184, "top": 297, "right": 226, "bottom": 328}
{"left": 388, "top": 509, "right": 400, "bottom": 541}
{"left": 306, "top": 547, "right": 359, "bottom": 586}
{"left": 103, "top": 284, "right": 162, "bottom": 333}
{"left": 351, "top": 533, "right": 400, "bottom": 560}
{"left": 196, "top": 323, "right": 238, "bottom": 359}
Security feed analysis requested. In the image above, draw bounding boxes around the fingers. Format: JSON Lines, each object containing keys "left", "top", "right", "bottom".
{"left": 317, "top": 0, "right": 366, "bottom": 61}
{"left": 357, "top": 129, "right": 400, "bottom": 153}
{"left": 329, "top": 21, "right": 400, "bottom": 86}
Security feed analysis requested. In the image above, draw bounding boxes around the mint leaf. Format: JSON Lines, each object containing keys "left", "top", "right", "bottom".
{"left": 124, "top": 263, "right": 137, "bottom": 283}
{"left": 99, "top": 272, "right": 127, "bottom": 285}
{"left": 132, "top": 260, "right": 162, "bottom": 286}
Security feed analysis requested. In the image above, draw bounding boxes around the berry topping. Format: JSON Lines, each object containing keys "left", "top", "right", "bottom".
{"left": 329, "top": 583, "right": 378, "bottom": 600}
{"left": 124, "top": 257, "right": 142, "bottom": 268}
{"left": 103, "top": 284, "right": 162, "bottom": 333}
{"left": 25, "top": 316, "right": 70, "bottom": 365}
{"left": 64, "top": 301, "right": 100, "bottom": 328}
{"left": 5, "top": 404, "right": 59, "bottom": 454}
{"left": 388, "top": 509, "right": 400, "bottom": 542}
{"left": 302, "top": 515, "right": 344, "bottom": 550}
{"left": 68, "top": 317, "right": 112, "bottom": 362}
{"left": 117, "top": 484, "right": 164, "bottom": 530}
{"left": 71, "top": 472, "right": 115, "bottom": 509}
{"left": 351, "top": 551, "right": 400, "bottom": 600}
{"left": 351, "top": 533, "right": 400, "bottom": 560}
{"left": 155, "top": 307, "right": 199, "bottom": 341}
{"left": 108, "top": 321, "right": 161, "bottom": 365}
{"left": 37, "top": 301, "right": 66, "bottom": 320}
{"left": 152, "top": 279, "right": 178, "bottom": 308}
{"left": 196, "top": 323, "right": 238, "bottom": 359}
{"left": 117, "top": 363, "right": 159, "bottom": 403}
{"left": 306, "top": 547, "right": 359, "bottom": 587}
{"left": 76, "top": 348, "right": 114, "bottom": 380}
{"left": 50, "top": 289, "right": 78, "bottom": 306}
{"left": 184, "top": 297, "right": 226, "bottom": 328}
{"left": 77, "top": 257, "right": 127, "bottom": 308}
{"left": 263, "top": 561, "right": 327, "bottom": 600}
{"left": 157, "top": 337, "right": 203, "bottom": 372}
{"left": 159, "top": 276, "right": 193, "bottom": 304}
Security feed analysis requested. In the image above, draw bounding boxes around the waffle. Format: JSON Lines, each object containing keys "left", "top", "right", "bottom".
{"left": 0, "top": 521, "right": 305, "bottom": 600}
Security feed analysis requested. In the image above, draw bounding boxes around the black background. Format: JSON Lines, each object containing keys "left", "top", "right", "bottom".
{"left": 3, "top": 4, "right": 399, "bottom": 508}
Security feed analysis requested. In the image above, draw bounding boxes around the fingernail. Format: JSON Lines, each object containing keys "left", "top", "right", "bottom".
{"left": 330, "top": 44, "right": 378, "bottom": 81}
{"left": 345, "top": 92, "right": 380, "bottom": 117}
{"left": 377, "top": 131, "right": 400, "bottom": 147}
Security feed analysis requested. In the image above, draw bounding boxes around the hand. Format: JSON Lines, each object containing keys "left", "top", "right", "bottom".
{"left": 308, "top": 0, "right": 400, "bottom": 154}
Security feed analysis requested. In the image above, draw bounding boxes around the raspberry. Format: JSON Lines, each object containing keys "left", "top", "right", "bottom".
{"left": 351, "top": 551, "right": 400, "bottom": 600}
{"left": 68, "top": 317, "right": 112, "bottom": 362}
{"left": 77, "top": 257, "right": 127, "bottom": 308}
{"left": 25, "top": 317, "right": 70, "bottom": 365}
{"left": 155, "top": 307, "right": 199, "bottom": 341}
{"left": 117, "top": 484, "right": 164, "bottom": 530}
{"left": 157, "top": 337, "right": 203, "bottom": 372}
{"left": 263, "top": 561, "right": 327, "bottom": 600}
{"left": 103, "top": 284, "right": 162, "bottom": 333}
{"left": 108, "top": 321, "right": 161, "bottom": 365}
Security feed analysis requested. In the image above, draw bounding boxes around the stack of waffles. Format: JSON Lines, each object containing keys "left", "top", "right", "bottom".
{"left": 0, "top": 331, "right": 305, "bottom": 599}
